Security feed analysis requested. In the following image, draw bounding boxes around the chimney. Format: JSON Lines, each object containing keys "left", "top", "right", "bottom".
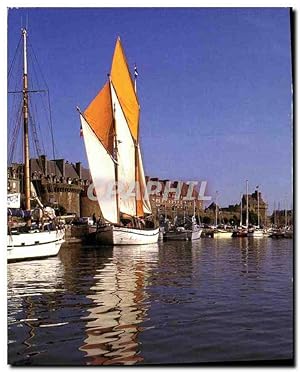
{"left": 75, "top": 162, "right": 82, "bottom": 179}
{"left": 55, "top": 159, "right": 65, "bottom": 177}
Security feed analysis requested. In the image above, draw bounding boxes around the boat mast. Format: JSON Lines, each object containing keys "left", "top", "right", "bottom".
{"left": 22, "top": 28, "right": 31, "bottom": 211}
{"left": 246, "top": 180, "right": 249, "bottom": 229}
{"left": 285, "top": 198, "right": 288, "bottom": 227}
{"left": 257, "top": 185, "right": 260, "bottom": 227}
{"left": 215, "top": 191, "right": 218, "bottom": 227}
{"left": 240, "top": 193, "right": 243, "bottom": 227}
{"left": 133, "top": 64, "right": 140, "bottom": 219}
{"left": 112, "top": 100, "right": 120, "bottom": 224}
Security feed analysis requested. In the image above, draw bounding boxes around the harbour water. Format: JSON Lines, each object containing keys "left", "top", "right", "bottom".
{"left": 7, "top": 238, "right": 293, "bottom": 365}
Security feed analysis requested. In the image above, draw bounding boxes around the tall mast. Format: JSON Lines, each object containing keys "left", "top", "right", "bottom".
{"left": 112, "top": 100, "right": 120, "bottom": 224}
{"left": 257, "top": 186, "right": 260, "bottom": 227}
{"left": 240, "top": 193, "right": 243, "bottom": 227}
{"left": 134, "top": 63, "right": 140, "bottom": 218}
{"left": 246, "top": 180, "right": 249, "bottom": 228}
{"left": 285, "top": 199, "right": 288, "bottom": 227}
{"left": 22, "top": 28, "right": 31, "bottom": 211}
{"left": 215, "top": 191, "right": 218, "bottom": 227}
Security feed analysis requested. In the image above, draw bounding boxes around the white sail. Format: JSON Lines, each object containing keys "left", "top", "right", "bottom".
{"left": 137, "top": 145, "right": 152, "bottom": 214}
{"left": 110, "top": 84, "right": 137, "bottom": 217}
{"left": 80, "top": 115, "right": 118, "bottom": 224}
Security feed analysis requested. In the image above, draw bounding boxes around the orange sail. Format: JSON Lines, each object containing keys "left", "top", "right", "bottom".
{"left": 84, "top": 81, "right": 114, "bottom": 156}
{"left": 110, "top": 37, "right": 140, "bottom": 142}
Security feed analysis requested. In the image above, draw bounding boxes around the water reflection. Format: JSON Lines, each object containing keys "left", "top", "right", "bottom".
{"left": 8, "top": 257, "right": 65, "bottom": 325}
{"left": 80, "top": 244, "right": 159, "bottom": 365}
{"left": 7, "top": 256, "right": 66, "bottom": 364}
{"left": 7, "top": 239, "right": 293, "bottom": 365}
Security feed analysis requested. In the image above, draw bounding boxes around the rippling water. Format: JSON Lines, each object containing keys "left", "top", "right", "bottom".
{"left": 7, "top": 238, "right": 293, "bottom": 365}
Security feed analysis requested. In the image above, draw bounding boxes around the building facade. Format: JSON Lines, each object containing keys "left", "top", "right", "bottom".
{"left": 7, "top": 155, "right": 98, "bottom": 216}
{"left": 146, "top": 177, "right": 203, "bottom": 219}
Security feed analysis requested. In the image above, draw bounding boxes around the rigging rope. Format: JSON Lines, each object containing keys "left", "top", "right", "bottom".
{"left": 7, "top": 35, "right": 22, "bottom": 80}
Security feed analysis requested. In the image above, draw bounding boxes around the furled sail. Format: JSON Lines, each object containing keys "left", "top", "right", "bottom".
{"left": 110, "top": 37, "right": 140, "bottom": 142}
{"left": 80, "top": 115, "right": 118, "bottom": 223}
{"left": 110, "top": 83, "right": 137, "bottom": 217}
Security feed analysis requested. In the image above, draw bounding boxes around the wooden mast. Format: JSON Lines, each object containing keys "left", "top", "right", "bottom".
{"left": 22, "top": 28, "right": 31, "bottom": 211}
{"left": 246, "top": 180, "right": 249, "bottom": 228}
{"left": 240, "top": 193, "right": 243, "bottom": 227}
{"left": 257, "top": 185, "right": 260, "bottom": 227}
{"left": 110, "top": 76, "right": 120, "bottom": 224}
{"left": 134, "top": 64, "right": 140, "bottom": 219}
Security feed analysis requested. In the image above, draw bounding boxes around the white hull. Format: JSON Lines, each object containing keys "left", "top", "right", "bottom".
{"left": 7, "top": 229, "right": 65, "bottom": 262}
{"left": 248, "top": 230, "right": 264, "bottom": 238}
{"left": 214, "top": 230, "right": 233, "bottom": 238}
{"left": 95, "top": 225, "right": 159, "bottom": 245}
{"left": 191, "top": 228, "right": 202, "bottom": 240}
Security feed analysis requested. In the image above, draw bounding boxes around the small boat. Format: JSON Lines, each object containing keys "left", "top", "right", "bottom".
{"left": 201, "top": 227, "right": 214, "bottom": 238}
{"left": 232, "top": 228, "right": 248, "bottom": 237}
{"left": 163, "top": 220, "right": 202, "bottom": 241}
{"left": 214, "top": 229, "right": 233, "bottom": 238}
{"left": 78, "top": 37, "right": 159, "bottom": 245}
{"left": 248, "top": 227, "right": 264, "bottom": 238}
{"left": 268, "top": 228, "right": 285, "bottom": 239}
{"left": 284, "top": 228, "right": 293, "bottom": 239}
{"left": 248, "top": 186, "right": 265, "bottom": 238}
{"left": 7, "top": 29, "right": 65, "bottom": 262}
{"left": 212, "top": 225, "right": 233, "bottom": 238}
{"left": 7, "top": 227, "right": 65, "bottom": 262}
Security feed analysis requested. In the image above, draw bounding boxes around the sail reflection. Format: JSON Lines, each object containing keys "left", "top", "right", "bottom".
{"left": 80, "top": 244, "right": 159, "bottom": 365}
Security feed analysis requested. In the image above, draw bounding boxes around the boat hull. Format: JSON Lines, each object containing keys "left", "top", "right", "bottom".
{"left": 284, "top": 230, "right": 293, "bottom": 239}
{"left": 248, "top": 230, "right": 264, "bottom": 238}
{"left": 95, "top": 225, "right": 159, "bottom": 245}
{"left": 7, "top": 229, "right": 65, "bottom": 262}
{"left": 232, "top": 231, "right": 248, "bottom": 237}
{"left": 214, "top": 231, "right": 232, "bottom": 238}
{"left": 164, "top": 228, "right": 202, "bottom": 241}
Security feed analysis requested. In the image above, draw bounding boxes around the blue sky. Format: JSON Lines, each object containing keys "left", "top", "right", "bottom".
{"left": 7, "top": 7, "right": 293, "bottom": 210}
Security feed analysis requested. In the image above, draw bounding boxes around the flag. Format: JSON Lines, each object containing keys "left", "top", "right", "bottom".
{"left": 134, "top": 64, "right": 138, "bottom": 78}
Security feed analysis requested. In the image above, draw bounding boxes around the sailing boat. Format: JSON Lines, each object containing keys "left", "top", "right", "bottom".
{"left": 213, "top": 192, "right": 232, "bottom": 238}
{"left": 232, "top": 192, "right": 248, "bottom": 237}
{"left": 248, "top": 185, "right": 264, "bottom": 238}
{"left": 78, "top": 37, "right": 159, "bottom": 245}
{"left": 7, "top": 29, "right": 65, "bottom": 262}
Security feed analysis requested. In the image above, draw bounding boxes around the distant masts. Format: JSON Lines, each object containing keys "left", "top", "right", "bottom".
{"left": 215, "top": 191, "right": 218, "bottom": 226}
{"left": 257, "top": 185, "right": 260, "bottom": 227}
{"left": 246, "top": 180, "right": 249, "bottom": 228}
{"left": 240, "top": 193, "right": 243, "bottom": 227}
{"left": 285, "top": 198, "right": 288, "bottom": 227}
